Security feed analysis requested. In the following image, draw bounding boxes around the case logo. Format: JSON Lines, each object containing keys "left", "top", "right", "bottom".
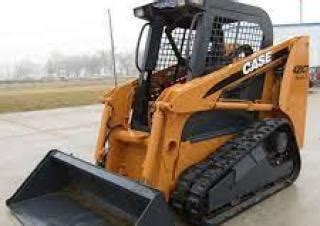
{"left": 242, "top": 51, "right": 272, "bottom": 75}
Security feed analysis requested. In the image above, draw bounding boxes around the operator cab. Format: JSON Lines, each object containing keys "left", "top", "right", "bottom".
{"left": 131, "top": 0, "right": 273, "bottom": 131}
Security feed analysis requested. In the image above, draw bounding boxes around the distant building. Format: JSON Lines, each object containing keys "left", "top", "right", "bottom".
{"left": 273, "top": 23, "right": 320, "bottom": 67}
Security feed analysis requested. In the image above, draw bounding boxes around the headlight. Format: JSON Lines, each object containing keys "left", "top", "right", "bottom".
{"left": 177, "top": 0, "right": 186, "bottom": 7}
{"left": 176, "top": 0, "right": 204, "bottom": 7}
{"left": 189, "top": 0, "right": 204, "bottom": 5}
{"left": 134, "top": 7, "right": 145, "bottom": 18}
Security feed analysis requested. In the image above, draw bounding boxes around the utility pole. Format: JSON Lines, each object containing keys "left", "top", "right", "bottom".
{"left": 107, "top": 9, "right": 117, "bottom": 87}
{"left": 300, "top": 0, "right": 303, "bottom": 23}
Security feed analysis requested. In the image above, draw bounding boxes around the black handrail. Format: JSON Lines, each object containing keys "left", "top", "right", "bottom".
{"left": 186, "top": 12, "right": 203, "bottom": 79}
{"left": 135, "top": 23, "right": 151, "bottom": 73}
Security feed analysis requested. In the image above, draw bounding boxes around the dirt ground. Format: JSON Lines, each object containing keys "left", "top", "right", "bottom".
{"left": 0, "top": 77, "right": 134, "bottom": 113}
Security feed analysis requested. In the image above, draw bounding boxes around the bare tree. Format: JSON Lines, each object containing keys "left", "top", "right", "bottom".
{"left": 14, "top": 59, "right": 41, "bottom": 79}
{"left": 0, "top": 49, "right": 138, "bottom": 81}
{"left": 116, "top": 51, "right": 137, "bottom": 75}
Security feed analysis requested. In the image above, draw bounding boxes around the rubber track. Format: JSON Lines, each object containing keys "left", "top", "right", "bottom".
{"left": 170, "top": 118, "right": 300, "bottom": 225}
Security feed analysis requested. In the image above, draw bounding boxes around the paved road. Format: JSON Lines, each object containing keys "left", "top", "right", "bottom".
{"left": 0, "top": 105, "right": 102, "bottom": 225}
{"left": 0, "top": 89, "right": 319, "bottom": 226}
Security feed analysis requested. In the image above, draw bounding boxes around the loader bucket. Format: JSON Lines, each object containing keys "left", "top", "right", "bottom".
{"left": 6, "top": 150, "right": 174, "bottom": 226}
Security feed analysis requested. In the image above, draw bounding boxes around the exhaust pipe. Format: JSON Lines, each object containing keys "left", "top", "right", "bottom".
{"left": 6, "top": 150, "right": 174, "bottom": 226}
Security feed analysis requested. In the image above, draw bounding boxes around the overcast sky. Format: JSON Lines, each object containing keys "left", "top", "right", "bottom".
{"left": 0, "top": 0, "right": 319, "bottom": 65}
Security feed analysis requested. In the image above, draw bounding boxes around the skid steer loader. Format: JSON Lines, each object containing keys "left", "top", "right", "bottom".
{"left": 7, "top": 0, "right": 309, "bottom": 225}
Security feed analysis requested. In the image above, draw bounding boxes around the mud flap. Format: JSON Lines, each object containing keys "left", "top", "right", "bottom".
{"left": 6, "top": 150, "right": 174, "bottom": 226}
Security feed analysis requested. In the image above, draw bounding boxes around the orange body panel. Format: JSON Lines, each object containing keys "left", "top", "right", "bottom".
{"left": 94, "top": 37, "right": 309, "bottom": 200}
{"left": 278, "top": 37, "right": 309, "bottom": 146}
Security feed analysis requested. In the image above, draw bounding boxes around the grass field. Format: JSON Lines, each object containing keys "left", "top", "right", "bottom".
{"left": 0, "top": 78, "right": 124, "bottom": 113}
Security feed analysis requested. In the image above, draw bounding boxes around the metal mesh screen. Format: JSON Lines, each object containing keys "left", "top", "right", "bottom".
{"left": 156, "top": 27, "right": 196, "bottom": 71}
{"left": 205, "top": 17, "right": 264, "bottom": 71}
{"left": 149, "top": 27, "right": 196, "bottom": 100}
